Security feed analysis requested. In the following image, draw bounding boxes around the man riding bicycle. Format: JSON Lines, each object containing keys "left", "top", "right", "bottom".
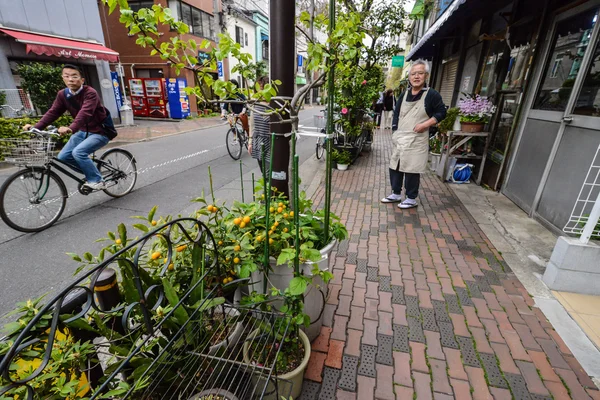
{"left": 23, "top": 64, "right": 115, "bottom": 190}
{"left": 221, "top": 79, "right": 249, "bottom": 133}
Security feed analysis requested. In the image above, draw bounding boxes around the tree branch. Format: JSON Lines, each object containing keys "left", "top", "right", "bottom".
{"left": 291, "top": 72, "right": 327, "bottom": 114}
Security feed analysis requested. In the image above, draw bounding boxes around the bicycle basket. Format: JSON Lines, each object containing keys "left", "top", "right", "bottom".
{"left": 0, "top": 137, "right": 55, "bottom": 165}
{"left": 313, "top": 114, "right": 326, "bottom": 129}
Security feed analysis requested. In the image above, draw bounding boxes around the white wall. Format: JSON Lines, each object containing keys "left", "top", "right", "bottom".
{"left": 225, "top": 13, "right": 257, "bottom": 86}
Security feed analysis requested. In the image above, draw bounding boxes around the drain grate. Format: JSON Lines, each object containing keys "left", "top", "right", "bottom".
{"left": 433, "top": 300, "right": 451, "bottom": 322}
{"left": 392, "top": 285, "right": 406, "bottom": 305}
{"left": 318, "top": 367, "right": 341, "bottom": 400}
{"left": 357, "top": 259, "right": 368, "bottom": 273}
{"left": 483, "top": 270, "right": 501, "bottom": 286}
{"left": 367, "top": 267, "right": 379, "bottom": 282}
{"left": 338, "top": 355, "right": 359, "bottom": 392}
{"left": 408, "top": 316, "right": 426, "bottom": 343}
{"left": 376, "top": 334, "right": 394, "bottom": 366}
{"left": 456, "top": 287, "right": 474, "bottom": 307}
{"left": 299, "top": 381, "right": 321, "bottom": 400}
{"left": 474, "top": 275, "right": 493, "bottom": 293}
{"left": 393, "top": 324, "right": 410, "bottom": 352}
{"left": 457, "top": 336, "right": 481, "bottom": 367}
{"left": 504, "top": 373, "right": 532, "bottom": 400}
{"left": 438, "top": 321, "right": 459, "bottom": 349}
{"left": 347, "top": 252, "right": 358, "bottom": 265}
{"left": 357, "top": 344, "right": 377, "bottom": 378}
{"left": 379, "top": 276, "right": 392, "bottom": 292}
{"left": 444, "top": 294, "right": 463, "bottom": 314}
{"left": 480, "top": 353, "right": 508, "bottom": 388}
{"left": 466, "top": 281, "right": 484, "bottom": 299}
{"left": 405, "top": 295, "right": 421, "bottom": 318}
{"left": 420, "top": 307, "right": 439, "bottom": 332}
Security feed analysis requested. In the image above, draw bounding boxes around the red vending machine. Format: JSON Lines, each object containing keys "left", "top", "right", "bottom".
{"left": 129, "top": 78, "right": 148, "bottom": 117}
{"left": 143, "top": 78, "right": 168, "bottom": 118}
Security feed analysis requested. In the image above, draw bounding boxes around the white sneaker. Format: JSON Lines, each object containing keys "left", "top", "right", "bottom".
{"left": 398, "top": 198, "right": 418, "bottom": 209}
{"left": 381, "top": 193, "right": 402, "bottom": 203}
{"left": 83, "top": 181, "right": 106, "bottom": 190}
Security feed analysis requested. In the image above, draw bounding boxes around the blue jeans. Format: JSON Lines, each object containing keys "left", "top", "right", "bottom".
{"left": 57, "top": 131, "right": 109, "bottom": 183}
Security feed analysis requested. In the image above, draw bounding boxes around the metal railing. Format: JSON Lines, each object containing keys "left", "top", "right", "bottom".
{"left": 563, "top": 144, "right": 600, "bottom": 243}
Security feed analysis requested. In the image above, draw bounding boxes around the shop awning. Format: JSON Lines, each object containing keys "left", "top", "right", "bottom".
{"left": 0, "top": 28, "right": 119, "bottom": 62}
{"left": 406, "top": 0, "right": 467, "bottom": 61}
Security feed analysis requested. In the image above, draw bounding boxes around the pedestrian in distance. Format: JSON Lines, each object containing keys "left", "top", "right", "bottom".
{"left": 23, "top": 64, "right": 117, "bottom": 191}
{"left": 248, "top": 76, "right": 271, "bottom": 175}
{"left": 382, "top": 89, "right": 395, "bottom": 129}
{"left": 381, "top": 59, "right": 446, "bottom": 209}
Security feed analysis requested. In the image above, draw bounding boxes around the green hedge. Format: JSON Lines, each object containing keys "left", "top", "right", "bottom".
{"left": 0, "top": 115, "right": 73, "bottom": 162}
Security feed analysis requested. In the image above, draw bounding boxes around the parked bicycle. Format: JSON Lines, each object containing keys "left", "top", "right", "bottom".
{"left": 225, "top": 113, "right": 248, "bottom": 160}
{"left": 0, "top": 127, "right": 137, "bottom": 232}
{"left": 314, "top": 109, "right": 344, "bottom": 160}
{"left": 0, "top": 104, "right": 34, "bottom": 118}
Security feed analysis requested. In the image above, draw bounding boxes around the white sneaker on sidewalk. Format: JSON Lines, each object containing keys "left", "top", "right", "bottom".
{"left": 398, "top": 198, "right": 418, "bottom": 209}
{"left": 381, "top": 193, "right": 402, "bottom": 203}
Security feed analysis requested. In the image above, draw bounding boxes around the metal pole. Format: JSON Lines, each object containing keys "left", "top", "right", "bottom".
{"left": 581, "top": 191, "right": 600, "bottom": 244}
{"left": 323, "top": 0, "right": 336, "bottom": 244}
{"left": 269, "top": 0, "right": 295, "bottom": 198}
{"left": 239, "top": 160, "right": 244, "bottom": 202}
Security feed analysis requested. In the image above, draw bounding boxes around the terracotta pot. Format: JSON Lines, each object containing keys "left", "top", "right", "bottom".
{"left": 460, "top": 122, "right": 485, "bottom": 133}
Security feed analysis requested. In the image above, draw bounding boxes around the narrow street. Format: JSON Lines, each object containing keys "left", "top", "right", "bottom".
{"left": 0, "top": 108, "right": 321, "bottom": 317}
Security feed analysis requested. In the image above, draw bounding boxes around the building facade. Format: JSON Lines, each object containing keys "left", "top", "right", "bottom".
{"left": 407, "top": 0, "right": 600, "bottom": 234}
{"left": 99, "top": 0, "right": 221, "bottom": 115}
{"left": 0, "top": 0, "right": 119, "bottom": 118}
{"left": 223, "top": 2, "right": 258, "bottom": 88}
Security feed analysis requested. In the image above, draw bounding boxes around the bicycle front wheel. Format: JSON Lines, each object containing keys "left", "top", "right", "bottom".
{"left": 316, "top": 137, "right": 325, "bottom": 160}
{"left": 100, "top": 149, "right": 137, "bottom": 198}
{"left": 226, "top": 128, "right": 242, "bottom": 160}
{"left": 0, "top": 167, "right": 67, "bottom": 232}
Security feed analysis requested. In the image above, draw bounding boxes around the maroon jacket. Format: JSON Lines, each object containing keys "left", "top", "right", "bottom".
{"left": 35, "top": 85, "right": 107, "bottom": 134}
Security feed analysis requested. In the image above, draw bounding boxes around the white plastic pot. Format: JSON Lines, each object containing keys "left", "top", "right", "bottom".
{"left": 337, "top": 163, "right": 349, "bottom": 171}
{"left": 242, "top": 328, "right": 311, "bottom": 400}
{"left": 207, "top": 306, "right": 244, "bottom": 356}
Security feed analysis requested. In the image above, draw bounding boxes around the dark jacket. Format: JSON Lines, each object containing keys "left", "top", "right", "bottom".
{"left": 391, "top": 88, "right": 446, "bottom": 131}
{"left": 35, "top": 85, "right": 107, "bottom": 134}
{"left": 384, "top": 93, "right": 394, "bottom": 111}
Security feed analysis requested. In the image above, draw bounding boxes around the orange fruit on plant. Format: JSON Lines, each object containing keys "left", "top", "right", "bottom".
{"left": 151, "top": 251, "right": 161, "bottom": 260}
{"left": 270, "top": 207, "right": 275, "bottom": 213}
{"left": 277, "top": 207, "right": 283, "bottom": 213}
{"left": 218, "top": 241, "right": 223, "bottom": 246}
{"left": 243, "top": 216, "right": 251, "bottom": 224}
{"left": 234, "top": 245, "right": 241, "bottom": 252}
{"left": 283, "top": 228, "right": 288, "bottom": 233}
{"left": 168, "top": 263, "right": 174, "bottom": 271}
{"left": 233, "top": 217, "right": 241, "bottom": 225}
{"left": 151, "top": 220, "right": 157, "bottom": 226}
{"left": 269, "top": 238, "right": 274, "bottom": 245}
{"left": 278, "top": 202, "right": 284, "bottom": 207}
{"left": 283, "top": 213, "right": 288, "bottom": 218}
{"left": 115, "top": 239, "right": 122, "bottom": 245}
{"left": 289, "top": 211, "right": 294, "bottom": 217}
{"left": 274, "top": 221, "right": 279, "bottom": 227}
{"left": 240, "top": 221, "right": 246, "bottom": 228}
{"left": 233, "top": 257, "right": 240, "bottom": 264}
{"left": 176, "top": 244, "right": 187, "bottom": 252}
{"left": 207, "top": 205, "right": 214, "bottom": 212}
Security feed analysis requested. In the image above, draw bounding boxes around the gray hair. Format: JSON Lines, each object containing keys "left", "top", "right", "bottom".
{"left": 410, "top": 59, "right": 430, "bottom": 74}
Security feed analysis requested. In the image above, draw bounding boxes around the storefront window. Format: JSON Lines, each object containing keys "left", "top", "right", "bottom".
{"left": 533, "top": 11, "right": 598, "bottom": 111}
{"left": 503, "top": 45, "right": 530, "bottom": 90}
{"left": 574, "top": 39, "right": 600, "bottom": 116}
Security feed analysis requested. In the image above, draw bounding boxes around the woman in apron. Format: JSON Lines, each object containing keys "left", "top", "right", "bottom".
{"left": 381, "top": 59, "right": 447, "bottom": 209}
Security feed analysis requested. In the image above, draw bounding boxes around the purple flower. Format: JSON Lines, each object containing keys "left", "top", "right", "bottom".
{"left": 458, "top": 95, "right": 496, "bottom": 122}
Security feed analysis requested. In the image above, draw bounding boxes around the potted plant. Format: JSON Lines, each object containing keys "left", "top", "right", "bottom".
{"left": 332, "top": 149, "right": 352, "bottom": 170}
{"left": 457, "top": 95, "right": 496, "bottom": 133}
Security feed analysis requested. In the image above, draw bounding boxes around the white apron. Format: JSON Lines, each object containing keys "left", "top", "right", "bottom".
{"left": 389, "top": 89, "right": 430, "bottom": 173}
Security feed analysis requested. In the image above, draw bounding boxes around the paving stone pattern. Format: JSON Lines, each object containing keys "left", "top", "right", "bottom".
{"left": 303, "top": 133, "right": 599, "bottom": 399}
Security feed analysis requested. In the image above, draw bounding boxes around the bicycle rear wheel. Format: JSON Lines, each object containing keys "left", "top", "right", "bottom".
{"left": 316, "top": 137, "right": 325, "bottom": 159}
{"left": 99, "top": 149, "right": 137, "bottom": 198}
{"left": 0, "top": 167, "right": 67, "bottom": 232}
{"left": 226, "top": 127, "right": 242, "bottom": 160}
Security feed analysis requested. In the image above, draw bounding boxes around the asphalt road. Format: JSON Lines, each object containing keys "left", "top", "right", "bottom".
{"left": 0, "top": 108, "right": 323, "bottom": 318}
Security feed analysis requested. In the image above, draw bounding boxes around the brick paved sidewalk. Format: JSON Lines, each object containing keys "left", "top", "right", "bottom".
{"left": 305, "top": 132, "right": 600, "bottom": 399}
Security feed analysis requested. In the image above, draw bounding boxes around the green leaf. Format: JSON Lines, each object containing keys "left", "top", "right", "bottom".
{"left": 118, "top": 223, "right": 127, "bottom": 244}
{"left": 83, "top": 252, "right": 93, "bottom": 262}
{"left": 288, "top": 277, "right": 307, "bottom": 296}
{"left": 161, "top": 277, "right": 189, "bottom": 325}
{"left": 148, "top": 206, "right": 157, "bottom": 222}
{"left": 108, "top": 231, "right": 116, "bottom": 240}
{"left": 133, "top": 223, "right": 149, "bottom": 233}
{"left": 66, "top": 252, "right": 82, "bottom": 262}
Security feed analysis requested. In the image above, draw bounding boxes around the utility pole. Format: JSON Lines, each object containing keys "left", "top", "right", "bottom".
{"left": 269, "top": 0, "right": 295, "bottom": 198}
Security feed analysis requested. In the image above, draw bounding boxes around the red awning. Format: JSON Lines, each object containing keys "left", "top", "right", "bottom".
{"left": 0, "top": 28, "right": 119, "bottom": 62}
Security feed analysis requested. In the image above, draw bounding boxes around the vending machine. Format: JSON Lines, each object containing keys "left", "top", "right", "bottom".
{"left": 129, "top": 78, "right": 147, "bottom": 117}
{"left": 166, "top": 78, "right": 191, "bottom": 119}
{"left": 143, "top": 78, "right": 168, "bottom": 118}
